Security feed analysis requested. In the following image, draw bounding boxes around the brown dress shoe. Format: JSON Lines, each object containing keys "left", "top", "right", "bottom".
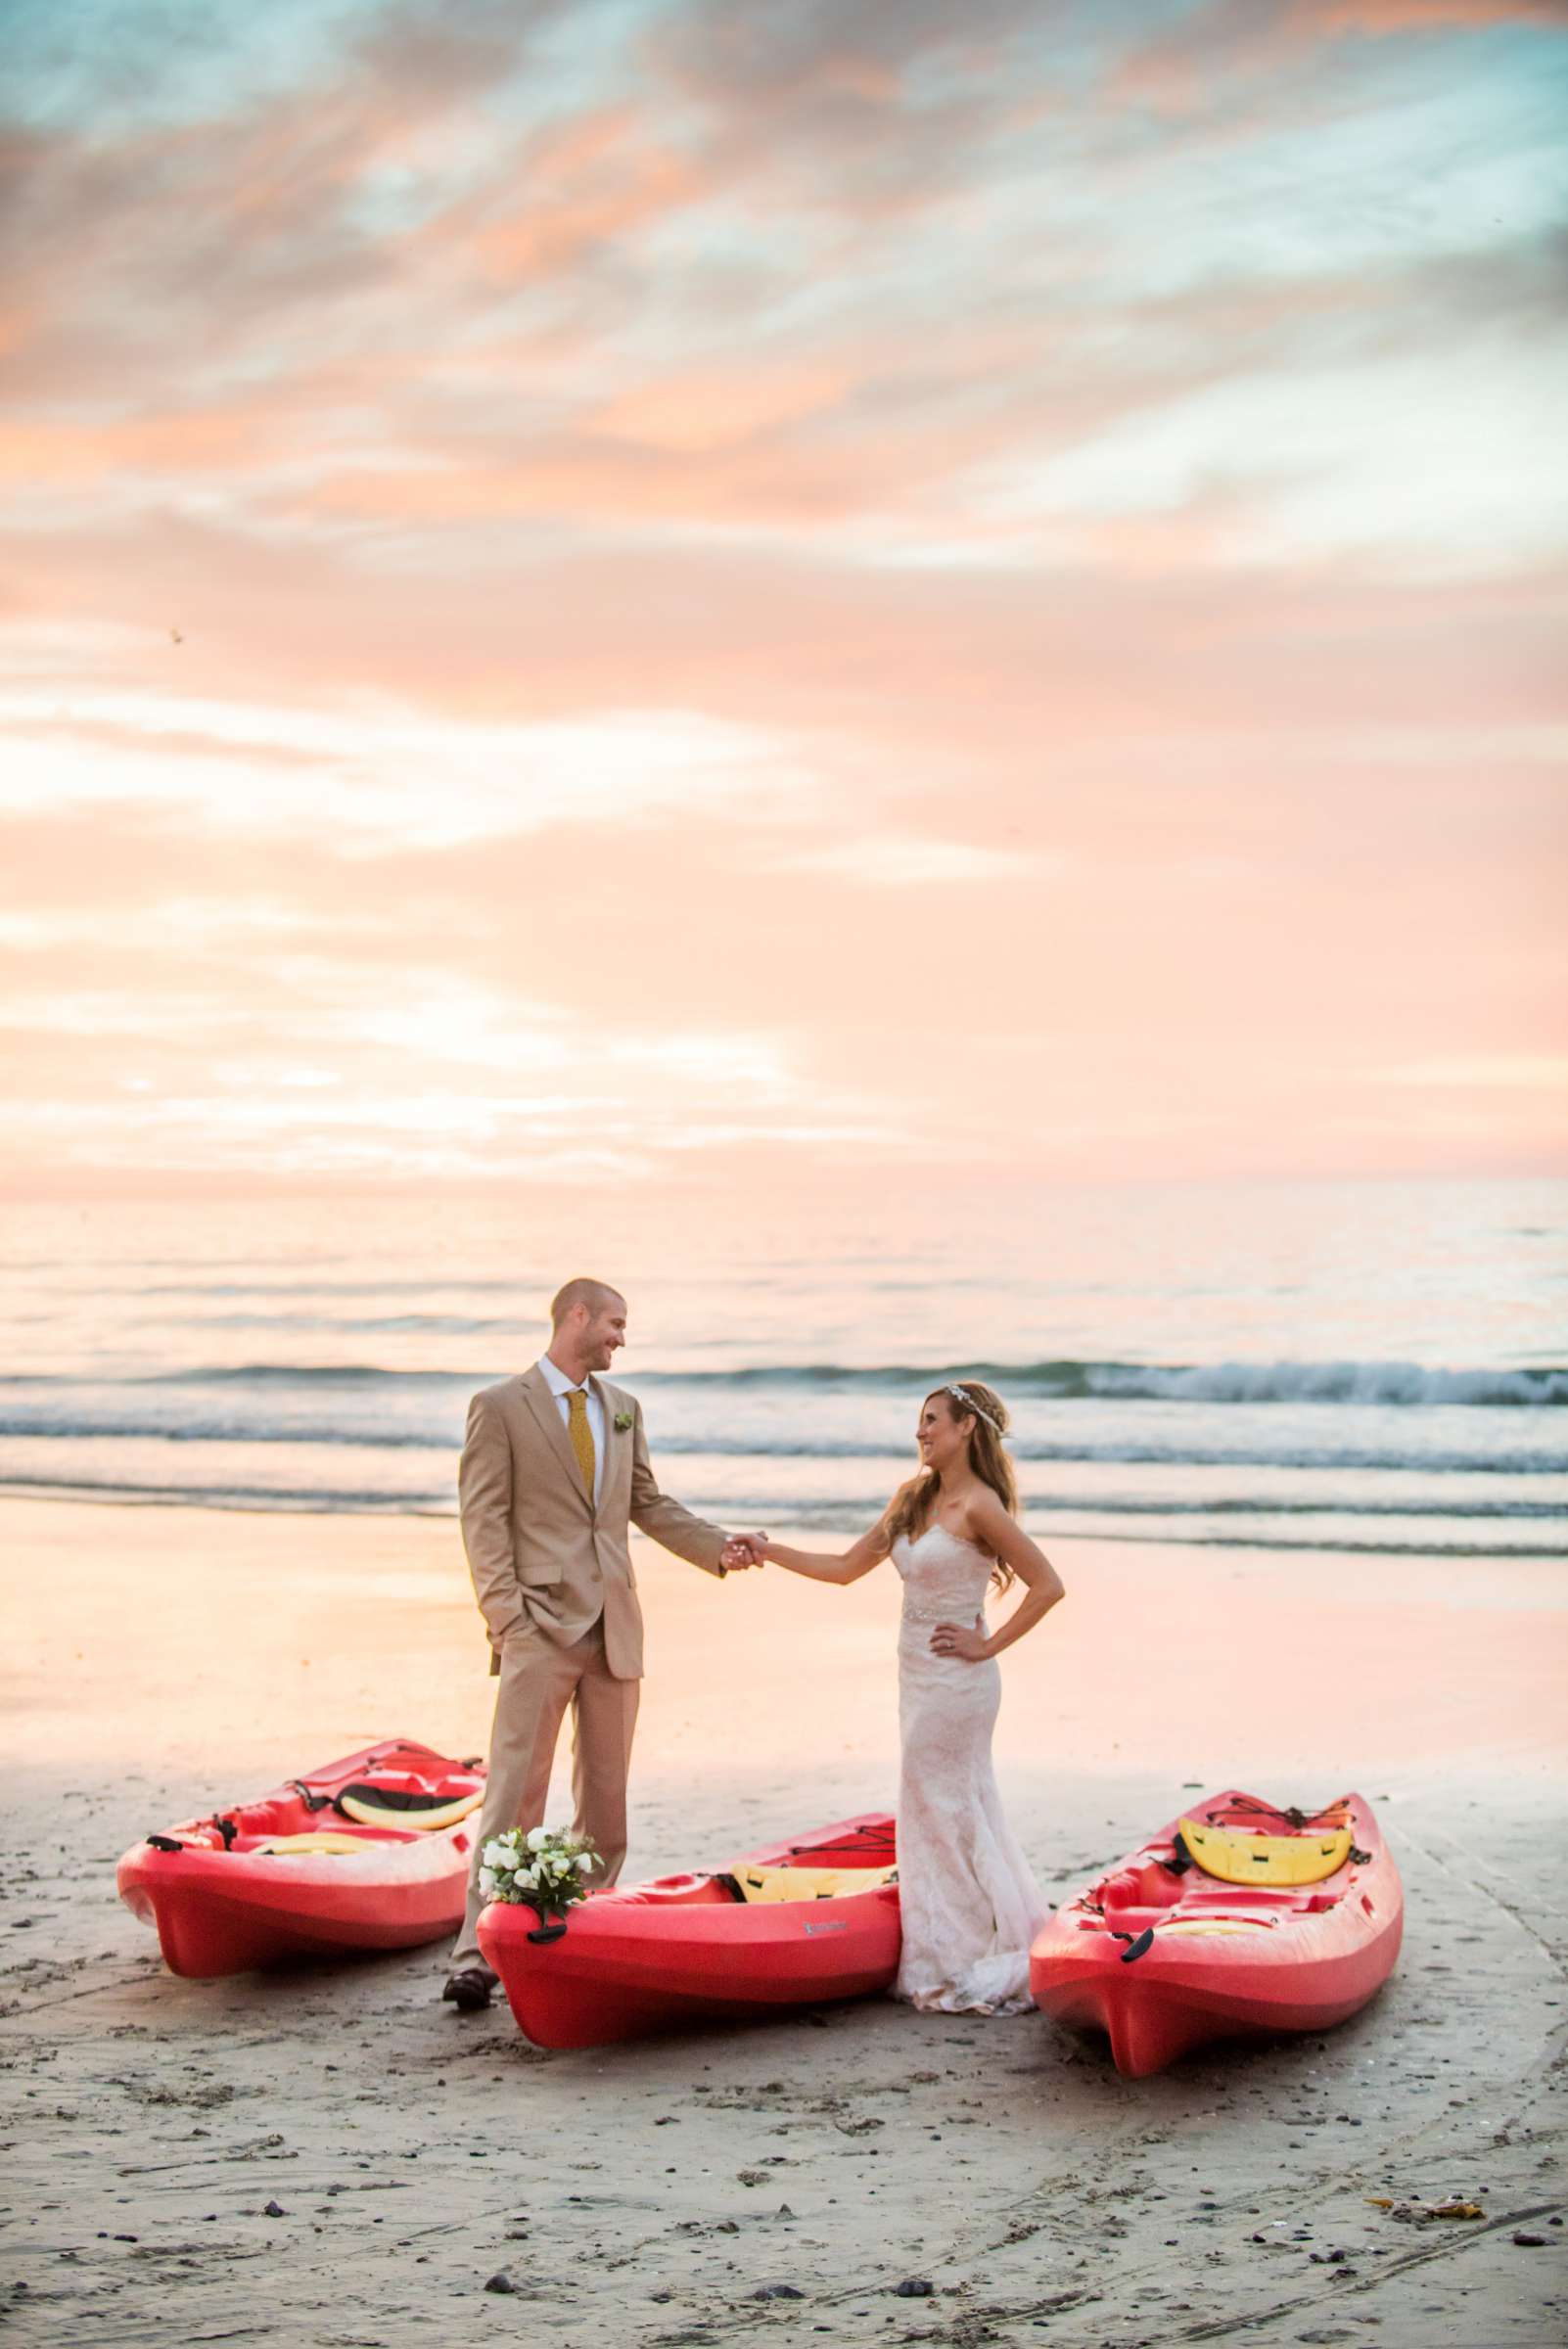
{"left": 441, "top": 1963, "right": 498, "bottom": 2011}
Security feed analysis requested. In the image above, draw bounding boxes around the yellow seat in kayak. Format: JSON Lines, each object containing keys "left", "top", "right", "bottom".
{"left": 1179, "top": 1818, "right": 1353, "bottom": 1887}
{"left": 258, "top": 1833, "right": 372, "bottom": 1857}
{"left": 337, "top": 1787, "right": 484, "bottom": 1832}
{"left": 726, "top": 1863, "right": 898, "bottom": 1904}
{"left": 1159, "top": 1917, "right": 1274, "bottom": 1936}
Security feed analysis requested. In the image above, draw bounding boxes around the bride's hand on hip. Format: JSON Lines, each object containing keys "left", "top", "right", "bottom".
{"left": 931, "top": 1619, "right": 991, "bottom": 1661}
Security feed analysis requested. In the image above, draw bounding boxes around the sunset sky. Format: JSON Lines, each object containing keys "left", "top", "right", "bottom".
{"left": 2, "top": 0, "right": 1565, "bottom": 1195}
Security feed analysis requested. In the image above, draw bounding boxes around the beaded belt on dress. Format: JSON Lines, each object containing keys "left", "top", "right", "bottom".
{"left": 901, "top": 1596, "right": 986, "bottom": 1626}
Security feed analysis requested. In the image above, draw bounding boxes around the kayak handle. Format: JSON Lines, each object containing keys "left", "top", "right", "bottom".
{"left": 527, "top": 1920, "right": 568, "bottom": 1945}
{"left": 1111, "top": 1926, "right": 1155, "bottom": 1964}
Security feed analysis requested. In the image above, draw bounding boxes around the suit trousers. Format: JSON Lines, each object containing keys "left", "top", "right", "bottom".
{"left": 453, "top": 1614, "right": 639, "bottom": 1962}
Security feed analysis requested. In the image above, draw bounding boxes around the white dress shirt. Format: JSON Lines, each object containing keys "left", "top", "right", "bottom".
{"left": 536, "top": 1353, "right": 607, "bottom": 1507}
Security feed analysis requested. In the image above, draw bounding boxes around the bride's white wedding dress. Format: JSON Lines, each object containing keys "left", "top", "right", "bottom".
{"left": 893, "top": 1524, "right": 1046, "bottom": 2014}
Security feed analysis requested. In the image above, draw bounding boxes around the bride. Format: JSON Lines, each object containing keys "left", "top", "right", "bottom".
{"left": 761, "top": 1380, "right": 1065, "bottom": 2014}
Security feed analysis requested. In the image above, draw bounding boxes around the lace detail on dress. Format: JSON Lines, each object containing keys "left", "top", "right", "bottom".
{"left": 891, "top": 1525, "right": 1045, "bottom": 2016}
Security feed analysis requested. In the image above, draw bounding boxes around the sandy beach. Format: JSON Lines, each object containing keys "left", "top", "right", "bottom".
{"left": 3, "top": 1496, "right": 1565, "bottom": 2347}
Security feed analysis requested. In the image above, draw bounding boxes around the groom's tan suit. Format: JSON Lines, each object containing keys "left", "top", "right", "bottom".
{"left": 452, "top": 1361, "right": 727, "bottom": 1958}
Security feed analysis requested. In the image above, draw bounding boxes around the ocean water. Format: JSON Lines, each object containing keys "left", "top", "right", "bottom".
{"left": 1, "top": 1175, "right": 1564, "bottom": 1559}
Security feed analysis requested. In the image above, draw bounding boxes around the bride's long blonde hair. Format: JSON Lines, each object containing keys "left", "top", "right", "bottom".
{"left": 884, "top": 1380, "right": 1017, "bottom": 1591}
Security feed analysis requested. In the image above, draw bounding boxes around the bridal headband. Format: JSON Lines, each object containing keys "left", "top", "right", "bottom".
{"left": 945, "top": 1381, "right": 1001, "bottom": 1433}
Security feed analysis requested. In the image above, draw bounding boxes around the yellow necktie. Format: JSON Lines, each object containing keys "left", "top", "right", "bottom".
{"left": 567, "top": 1389, "right": 596, "bottom": 1502}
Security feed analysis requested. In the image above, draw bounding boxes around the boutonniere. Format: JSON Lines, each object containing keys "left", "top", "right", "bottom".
{"left": 614, "top": 1410, "right": 633, "bottom": 1432}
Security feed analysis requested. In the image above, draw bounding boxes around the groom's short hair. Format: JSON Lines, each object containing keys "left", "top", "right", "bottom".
{"left": 550, "top": 1276, "right": 624, "bottom": 1327}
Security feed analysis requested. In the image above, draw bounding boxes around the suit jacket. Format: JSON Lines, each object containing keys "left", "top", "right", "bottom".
{"left": 457, "top": 1364, "right": 727, "bottom": 1681}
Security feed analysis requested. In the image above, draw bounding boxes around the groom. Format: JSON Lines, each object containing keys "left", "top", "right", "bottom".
{"left": 442, "top": 1276, "right": 762, "bottom": 2009}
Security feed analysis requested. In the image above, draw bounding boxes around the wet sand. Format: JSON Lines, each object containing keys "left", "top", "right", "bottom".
{"left": 2, "top": 1496, "right": 1565, "bottom": 2347}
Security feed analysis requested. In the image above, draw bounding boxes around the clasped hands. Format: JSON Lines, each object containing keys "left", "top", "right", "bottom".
{"left": 719, "top": 1530, "right": 768, "bottom": 1571}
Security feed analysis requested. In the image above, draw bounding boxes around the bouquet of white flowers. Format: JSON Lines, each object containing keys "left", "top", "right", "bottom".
{"left": 479, "top": 1824, "right": 598, "bottom": 1922}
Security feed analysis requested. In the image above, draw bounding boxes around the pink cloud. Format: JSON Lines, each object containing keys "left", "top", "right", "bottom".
{"left": 1, "top": 0, "right": 1563, "bottom": 1189}
{"left": 459, "top": 115, "right": 713, "bottom": 282}
{"left": 1303, "top": 1, "right": 1562, "bottom": 28}
{"left": 1109, "top": 0, "right": 1561, "bottom": 117}
{"left": 3, "top": 749, "right": 1562, "bottom": 1190}
{"left": 0, "top": 409, "right": 290, "bottom": 485}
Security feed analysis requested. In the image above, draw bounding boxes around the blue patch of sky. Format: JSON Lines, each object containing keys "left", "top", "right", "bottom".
{"left": 0, "top": 0, "right": 389, "bottom": 132}
{"left": 1191, "top": 46, "right": 1567, "bottom": 278}
{"left": 0, "top": 0, "right": 643, "bottom": 147}
{"left": 571, "top": 20, "right": 1567, "bottom": 356}
{"left": 474, "top": 0, "right": 648, "bottom": 132}
{"left": 938, "top": 41, "right": 1568, "bottom": 313}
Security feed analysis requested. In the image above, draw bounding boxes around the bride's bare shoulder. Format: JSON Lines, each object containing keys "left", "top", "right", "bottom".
{"left": 958, "top": 1483, "right": 1011, "bottom": 1548}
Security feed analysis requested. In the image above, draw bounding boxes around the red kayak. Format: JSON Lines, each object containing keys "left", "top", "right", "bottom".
{"left": 480, "top": 1813, "right": 899, "bottom": 2048}
{"left": 117, "top": 1738, "right": 485, "bottom": 1978}
{"left": 1029, "top": 1788, "right": 1402, "bottom": 2077}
